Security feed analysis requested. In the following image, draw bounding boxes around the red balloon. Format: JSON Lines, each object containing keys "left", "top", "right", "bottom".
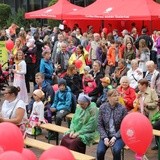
{"left": 39, "top": 146, "right": 75, "bottom": 160}
{"left": 75, "top": 60, "right": 83, "bottom": 69}
{"left": 0, "top": 122, "right": 24, "bottom": 152}
{"left": 52, "top": 84, "right": 59, "bottom": 92}
{"left": 5, "top": 39, "right": 14, "bottom": 51}
{"left": 22, "top": 148, "right": 37, "bottom": 160}
{"left": 120, "top": 112, "right": 152, "bottom": 155}
{"left": 102, "top": 28, "right": 108, "bottom": 33}
{"left": 0, "top": 147, "right": 4, "bottom": 155}
{"left": 62, "top": 20, "right": 67, "bottom": 25}
{"left": 0, "top": 151, "right": 26, "bottom": 160}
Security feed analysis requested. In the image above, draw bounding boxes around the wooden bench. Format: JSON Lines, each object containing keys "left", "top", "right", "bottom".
{"left": 24, "top": 137, "right": 96, "bottom": 160}
{"left": 40, "top": 123, "right": 69, "bottom": 144}
{"left": 66, "top": 113, "right": 74, "bottom": 120}
{"left": 66, "top": 113, "right": 74, "bottom": 127}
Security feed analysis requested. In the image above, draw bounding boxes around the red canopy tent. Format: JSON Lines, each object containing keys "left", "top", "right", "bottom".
{"left": 25, "top": 0, "right": 83, "bottom": 20}
{"left": 64, "top": 0, "right": 160, "bottom": 20}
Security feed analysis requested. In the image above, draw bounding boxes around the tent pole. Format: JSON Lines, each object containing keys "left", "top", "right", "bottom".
{"left": 150, "top": 21, "right": 153, "bottom": 34}
{"left": 101, "top": 20, "right": 104, "bottom": 30}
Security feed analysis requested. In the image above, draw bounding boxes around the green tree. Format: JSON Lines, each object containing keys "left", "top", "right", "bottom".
{"left": 49, "top": 0, "right": 58, "bottom": 6}
{"left": 6, "top": 8, "right": 40, "bottom": 30}
{"left": 48, "top": 0, "right": 60, "bottom": 28}
{"left": 0, "top": 3, "right": 11, "bottom": 28}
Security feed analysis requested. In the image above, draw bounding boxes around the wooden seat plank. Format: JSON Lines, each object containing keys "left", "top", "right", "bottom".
{"left": 24, "top": 137, "right": 96, "bottom": 160}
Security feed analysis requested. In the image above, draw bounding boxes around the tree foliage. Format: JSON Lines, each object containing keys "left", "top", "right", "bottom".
{"left": 48, "top": 0, "right": 60, "bottom": 28}
{"left": 6, "top": 8, "right": 40, "bottom": 30}
{"left": 0, "top": 3, "right": 11, "bottom": 28}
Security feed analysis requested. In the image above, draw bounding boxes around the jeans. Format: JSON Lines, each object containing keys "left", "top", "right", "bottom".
{"left": 153, "top": 119, "right": 160, "bottom": 146}
{"left": 157, "top": 58, "right": 160, "bottom": 70}
{"left": 97, "top": 138, "right": 125, "bottom": 160}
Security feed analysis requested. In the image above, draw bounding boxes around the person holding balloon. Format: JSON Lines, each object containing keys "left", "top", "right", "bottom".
{"left": 68, "top": 45, "right": 87, "bottom": 75}
{"left": 97, "top": 89, "right": 127, "bottom": 160}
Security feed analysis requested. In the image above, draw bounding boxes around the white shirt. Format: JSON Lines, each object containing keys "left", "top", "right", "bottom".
{"left": 127, "top": 67, "right": 143, "bottom": 89}
{"left": 30, "top": 101, "right": 45, "bottom": 122}
{"left": 1, "top": 98, "right": 28, "bottom": 124}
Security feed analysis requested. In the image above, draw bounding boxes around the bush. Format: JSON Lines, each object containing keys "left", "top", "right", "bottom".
{"left": 0, "top": 4, "right": 11, "bottom": 29}
{"left": 6, "top": 8, "right": 40, "bottom": 30}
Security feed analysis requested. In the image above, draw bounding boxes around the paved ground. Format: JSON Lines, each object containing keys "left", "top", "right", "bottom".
{"left": 0, "top": 84, "right": 158, "bottom": 160}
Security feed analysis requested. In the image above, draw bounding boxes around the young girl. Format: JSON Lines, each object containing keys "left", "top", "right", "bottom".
{"left": 12, "top": 50, "right": 28, "bottom": 104}
{"left": 123, "top": 42, "right": 135, "bottom": 68}
{"left": 27, "top": 89, "right": 46, "bottom": 135}
{"left": 82, "top": 66, "right": 97, "bottom": 95}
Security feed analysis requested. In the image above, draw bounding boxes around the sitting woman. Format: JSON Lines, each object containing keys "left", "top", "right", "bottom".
{"left": 0, "top": 86, "right": 28, "bottom": 136}
{"left": 111, "top": 59, "right": 128, "bottom": 88}
{"left": 117, "top": 76, "right": 136, "bottom": 111}
{"left": 97, "top": 89, "right": 127, "bottom": 160}
{"left": 127, "top": 59, "right": 143, "bottom": 91}
{"left": 133, "top": 78, "right": 158, "bottom": 120}
{"left": 60, "top": 94, "right": 99, "bottom": 154}
{"left": 63, "top": 64, "right": 82, "bottom": 98}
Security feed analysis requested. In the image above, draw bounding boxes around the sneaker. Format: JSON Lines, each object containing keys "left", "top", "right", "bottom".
{"left": 151, "top": 145, "right": 158, "bottom": 150}
{"left": 45, "top": 132, "right": 56, "bottom": 140}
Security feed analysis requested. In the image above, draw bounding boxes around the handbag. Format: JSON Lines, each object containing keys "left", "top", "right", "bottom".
{"left": 9, "top": 99, "right": 20, "bottom": 119}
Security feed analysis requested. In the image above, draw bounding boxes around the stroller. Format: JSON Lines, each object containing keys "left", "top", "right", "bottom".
{"left": 0, "top": 61, "right": 10, "bottom": 91}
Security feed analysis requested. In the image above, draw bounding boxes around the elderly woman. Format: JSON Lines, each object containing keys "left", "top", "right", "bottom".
{"left": 117, "top": 76, "right": 136, "bottom": 111}
{"left": 127, "top": 59, "right": 143, "bottom": 90}
{"left": 145, "top": 60, "right": 160, "bottom": 97}
{"left": 133, "top": 79, "right": 158, "bottom": 120}
{"left": 97, "top": 89, "right": 127, "bottom": 160}
{"left": 40, "top": 49, "right": 55, "bottom": 85}
{"left": 0, "top": 86, "right": 28, "bottom": 136}
{"left": 60, "top": 94, "right": 99, "bottom": 154}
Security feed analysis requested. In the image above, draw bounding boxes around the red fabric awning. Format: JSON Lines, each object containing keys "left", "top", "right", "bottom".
{"left": 25, "top": 0, "right": 83, "bottom": 20}
{"left": 64, "top": 0, "right": 160, "bottom": 20}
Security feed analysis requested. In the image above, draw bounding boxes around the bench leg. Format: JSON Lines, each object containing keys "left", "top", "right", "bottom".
{"left": 121, "top": 148, "right": 124, "bottom": 160}
{"left": 34, "top": 127, "right": 37, "bottom": 139}
{"left": 56, "top": 132, "right": 59, "bottom": 145}
{"left": 158, "top": 137, "right": 160, "bottom": 160}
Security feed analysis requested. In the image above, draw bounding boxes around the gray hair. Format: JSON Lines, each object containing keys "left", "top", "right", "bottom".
{"left": 146, "top": 60, "right": 155, "bottom": 67}
{"left": 120, "top": 76, "right": 130, "bottom": 84}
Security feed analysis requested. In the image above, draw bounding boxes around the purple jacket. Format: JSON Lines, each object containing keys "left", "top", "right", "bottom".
{"left": 156, "top": 37, "right": 160, "bottom": 55}
{"left": 98, "top": 102, "right": 127, "bottom": 139}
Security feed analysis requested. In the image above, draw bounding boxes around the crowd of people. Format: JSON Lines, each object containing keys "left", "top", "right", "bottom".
{"left": 0, "top": 22, "right": 160, "bottom": 159}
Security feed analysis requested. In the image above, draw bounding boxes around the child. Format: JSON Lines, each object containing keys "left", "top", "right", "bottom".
{"left": 46, "top": 78, "right": 72, "bottom": 140}
{"left": 96, "top": 76, "right": 112, "bottom": 107}
{"left": 82, "top": 66, "right": 97, "bottom": 94}
{"left": 27, "top": 89, "right": 46, "bottom": 135}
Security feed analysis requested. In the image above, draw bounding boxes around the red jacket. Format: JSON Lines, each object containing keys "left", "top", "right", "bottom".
{"left": 117, "top": 86, "right": 136, "bottom": 110}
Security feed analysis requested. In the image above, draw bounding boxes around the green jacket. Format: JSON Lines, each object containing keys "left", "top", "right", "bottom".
{"left": 65, "top": 102, "right": 99, "bottom": 145}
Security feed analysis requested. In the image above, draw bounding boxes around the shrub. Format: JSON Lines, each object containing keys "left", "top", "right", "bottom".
{"left": 0, "top": 4, "right": 11, "bottom": 29}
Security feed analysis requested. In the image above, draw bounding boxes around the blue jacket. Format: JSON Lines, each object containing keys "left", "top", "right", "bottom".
{"left": 40, "top": 58, "right": 55, "bottom": 84}
{"left": 51, "top": 86, "right": 72, "bottom": 112}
